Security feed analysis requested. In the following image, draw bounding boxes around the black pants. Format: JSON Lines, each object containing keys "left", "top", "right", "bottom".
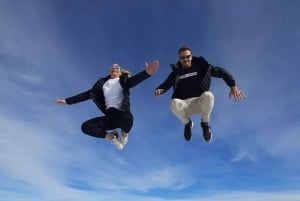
{"left": 81, "top": 108, "right": 134, "bottom": 138}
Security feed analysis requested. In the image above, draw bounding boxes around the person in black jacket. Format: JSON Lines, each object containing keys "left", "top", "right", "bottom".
{"left": 55, "top": 61, "right": 159, "bottom": 150}
{"left": 155, "top": 46, "right": 244, "bottom": 142}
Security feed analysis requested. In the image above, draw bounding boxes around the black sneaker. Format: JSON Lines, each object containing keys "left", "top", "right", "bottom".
{"left": 201, "top": 122, "right": 212, "bottom": 142}
{"left": 184, "top": 119, "right": 193, "bottom": 141}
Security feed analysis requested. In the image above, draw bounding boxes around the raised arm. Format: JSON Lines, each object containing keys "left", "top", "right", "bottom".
{"left": 145, "top": 60, "right": 159, "bottom": 75}
{"left": 126, "top": 60, "right": 159, "bottom": 88}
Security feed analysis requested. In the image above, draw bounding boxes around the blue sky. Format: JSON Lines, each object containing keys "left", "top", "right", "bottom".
{"left": 0, "top": 0, "right": 300, "bottom": 201}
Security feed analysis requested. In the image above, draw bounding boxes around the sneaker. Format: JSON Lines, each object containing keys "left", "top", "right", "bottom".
{"left": 120, "top": 134, "right": 128, "bottom": 146}
{"left": 184, "top": 119, "right": 193, "bottom": 141}
{"left": 201, "top": 122, "right": 212, "bottom": 142}
{"left": 110, "top": 131, "right": 123, "bottom": 150}
{"left": 111, "top": 130, "right": 119, "bottom": 138}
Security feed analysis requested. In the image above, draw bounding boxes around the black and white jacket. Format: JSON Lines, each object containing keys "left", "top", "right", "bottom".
{"left": 156, "top": 56, "right": 236, "bottom": 99}
{"left": 65, "top": 70, "right": 151, "bottom": 114}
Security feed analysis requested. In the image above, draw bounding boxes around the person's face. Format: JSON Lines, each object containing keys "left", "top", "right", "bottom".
{"left": 179, "top": 50, "right": 192, "bottom": 68}
{"left": 109, "top": 64, "right": 122, "bottom": 78}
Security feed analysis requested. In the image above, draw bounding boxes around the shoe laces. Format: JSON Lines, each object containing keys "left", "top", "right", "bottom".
{"left": 111, "top": 136, "right": 123, "bottom": 150}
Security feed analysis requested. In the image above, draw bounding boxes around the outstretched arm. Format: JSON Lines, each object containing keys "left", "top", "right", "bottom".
{"left": 210, "top": 65, "right": 245, "bottom": 101}
{"left": 229, "top": 86, "right": 245, "bottom": 101}
{"left": 54, "top": 99, "right": 67, "bottom": 105}
{"left": 54, "top": 90, "right": 91, "bottom": 105}
{"left": 154, "top": 71, "right": 177, "bottom": 97}
{"left": 154, "top": 88, "right": 165, "bottom": 97}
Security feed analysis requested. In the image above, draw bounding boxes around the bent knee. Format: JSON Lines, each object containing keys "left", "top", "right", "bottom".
{"left": 81, "top": 122, "right": 89, "bottom": 134}
{"left": 170, "top": 99, "right": 183, "bottom": 110}
{"left": 202, "top": 91, "right": 214, "bottom": 101}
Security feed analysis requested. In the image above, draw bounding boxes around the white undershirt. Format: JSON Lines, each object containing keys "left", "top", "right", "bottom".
{"left": 103, "top": 78, "right": 123, "bottom": 110}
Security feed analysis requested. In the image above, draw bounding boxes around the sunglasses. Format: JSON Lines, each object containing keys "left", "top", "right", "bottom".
{"left": 111, "top": 66, "right": 121, "bottom": 70}
{"left": 179, "top": 55, "right": 192, "bottom": 60}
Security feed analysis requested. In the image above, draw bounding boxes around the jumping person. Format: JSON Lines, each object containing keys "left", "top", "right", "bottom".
{"left": 155, "top": 46, "right": 244, "bottom": 142}
{"left": 55, "top": 61, "right": 159, "bottom": 150}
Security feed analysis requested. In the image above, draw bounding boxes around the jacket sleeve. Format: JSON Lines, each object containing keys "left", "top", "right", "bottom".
{"left": 65, "top": 90, "right": 91, "bottom": 105}
{"left": 210, "top": 65, "right": 236, "bottom": 87}
{"left": 126, "top": 70, "right": 151, "bottom": 88}
{"left": 156, "top": 70, "right": 177, "bottom": 94}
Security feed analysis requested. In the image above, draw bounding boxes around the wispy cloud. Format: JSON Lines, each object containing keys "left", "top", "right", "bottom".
{"left": 18, "top": 73, "right": 43, "bottom": 84}
{"left": 256, "top": 123, "right": 300, "bottom": 160}
{"left": 230, "top": 152, "right": 257, "bottom": 162}
{"left": 1, "top": 0, "right": 300, "bottom": 201}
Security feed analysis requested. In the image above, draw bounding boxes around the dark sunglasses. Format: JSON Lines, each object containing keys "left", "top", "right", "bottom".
{"left": 179, "top": 55, "right": 192, "bottom": 60}
{"left": 111, "top": 66, "right": 121, "bottom": 70}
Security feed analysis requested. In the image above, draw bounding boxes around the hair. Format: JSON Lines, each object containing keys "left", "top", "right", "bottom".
{"left": 178, "top": 46, "right": 192, "bottom": 55}
{"left": 121, "top": 68, "right": 131, "bottom": 77}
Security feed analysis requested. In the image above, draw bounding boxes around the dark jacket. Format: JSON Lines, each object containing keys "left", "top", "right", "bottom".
{"left": 156, "top": 56, "right": 236, "bottom": 99}
{"left": 65, "top": 70, "right": 150, "bottom": 114}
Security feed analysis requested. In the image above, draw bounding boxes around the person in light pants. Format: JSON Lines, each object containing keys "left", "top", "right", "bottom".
{"left": 155, "top": 46, "right": 245, "bottom": 142}
{"left": 170, "top": 91, "right": 214, "bottom": 126}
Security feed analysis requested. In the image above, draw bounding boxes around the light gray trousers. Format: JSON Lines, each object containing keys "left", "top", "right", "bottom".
{"left": 170, "top": 91, "right": 214, "bottom": 125}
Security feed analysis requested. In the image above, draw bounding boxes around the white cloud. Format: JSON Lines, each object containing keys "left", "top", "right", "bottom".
{"left": 103, "top": 165, "right": 195, "bottom": 192}
{"left": 1, "top": 1, "right": 300, "bottom": 201}
{"left": 187, "top": 191, "right": 300, "bottom": 201}
{"left": 230, "top": 151, "right": 257, "bottom": 162}
{"left": 18, "top": 73, "right": 43, "bottom": 84}
{"left": 256, "top": 123, "right": 300, "bottom": 160}
{"left": 0, "top": 106, "right": 195, "bottom": 200}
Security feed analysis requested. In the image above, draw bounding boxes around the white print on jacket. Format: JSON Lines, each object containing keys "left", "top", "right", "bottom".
{"left": 179, "top": 72, "right": 197, "bottom": 80}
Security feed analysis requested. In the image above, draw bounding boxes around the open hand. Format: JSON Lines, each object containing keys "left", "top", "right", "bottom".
{"left": 54, "top": 99, "right": 66, "bottom": 105}
{"left": 229, "top": 86, "right": 245, "bottom": 101}
{"left": 145, "top": 60, "right": 159, "bottom": 75}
